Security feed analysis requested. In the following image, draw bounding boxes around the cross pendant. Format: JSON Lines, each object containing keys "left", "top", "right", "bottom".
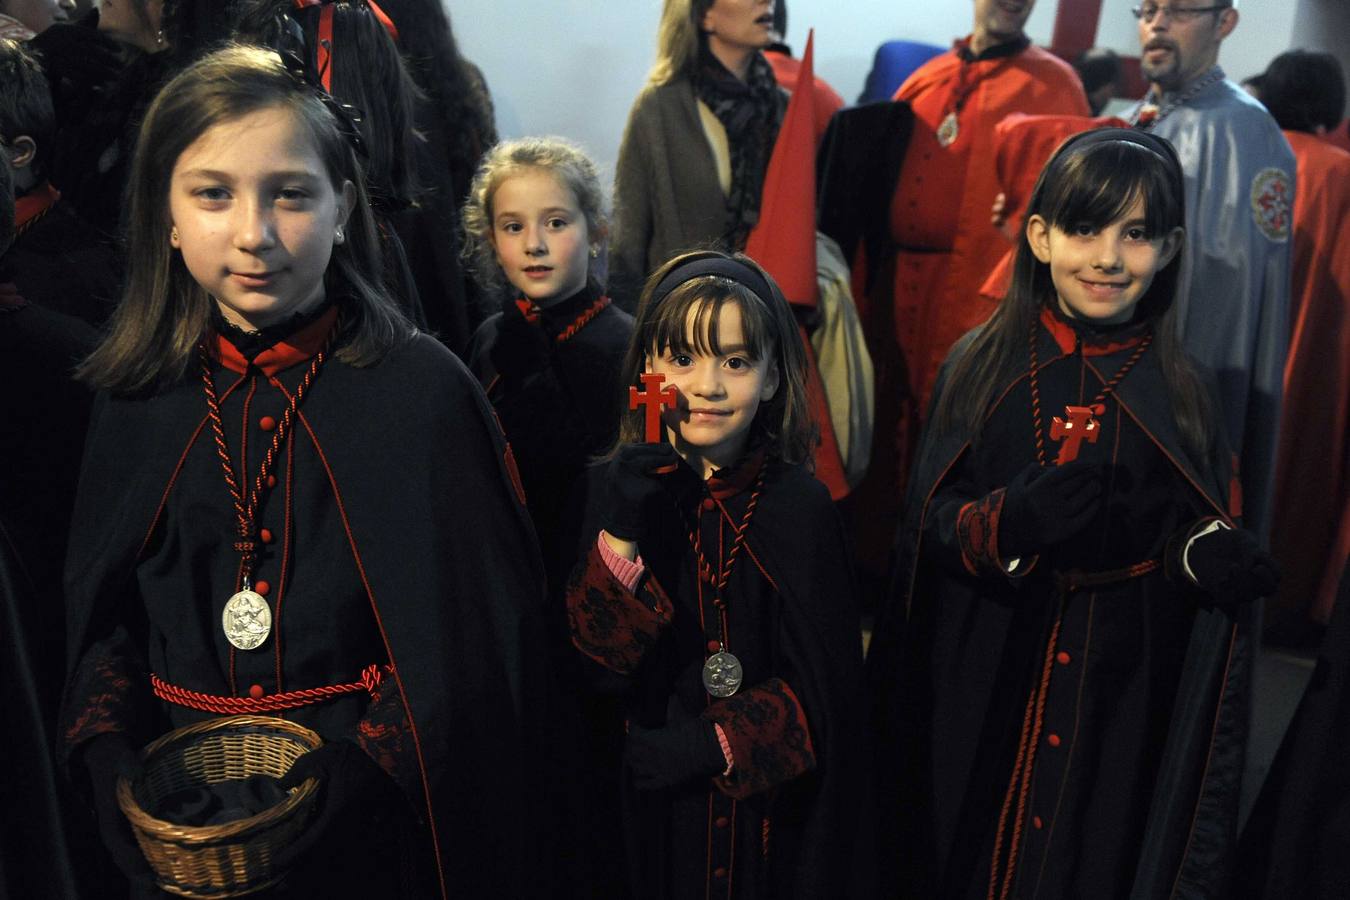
{"left": 1049, "top": 404, "right": 1103, "bottom": 465}
{"left": 629, "top": 373, "right": 678, "bottom": 443}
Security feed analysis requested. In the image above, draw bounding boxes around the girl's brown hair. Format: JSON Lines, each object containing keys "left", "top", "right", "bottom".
{"left": 79, "top": 43, "right": 412, "bottom": 395}
{"left": 933, "top": 129, "right": 1214, "bottom": 461}
{"left": 614, "top": 250, "right": 816, "bottom": 467}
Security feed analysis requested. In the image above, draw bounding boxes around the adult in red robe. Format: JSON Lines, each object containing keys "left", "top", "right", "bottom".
{"left": 1258, "top": 51, "right": 1350, "bottom": 630}
{"left": 850, "top": 0, "right": 1088, "bottom": 592}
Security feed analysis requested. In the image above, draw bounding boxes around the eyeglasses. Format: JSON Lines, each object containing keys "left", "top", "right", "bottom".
{"left": 1132, "top": 4, "right": 1229, "bottom": 23}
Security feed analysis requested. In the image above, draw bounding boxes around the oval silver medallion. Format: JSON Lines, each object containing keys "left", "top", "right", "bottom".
{"left": 702, "top": 650, "right": 743, "bottom": 699}
{"left": 222, "top": 589, "right": 272, "bottom": 651}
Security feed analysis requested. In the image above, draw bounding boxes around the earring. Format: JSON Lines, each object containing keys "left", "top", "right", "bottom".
{"left": 334, "top": 226, "right": 345, "bottom": 245}
{"left": 589, "top": 246, "right": 599, "bottom": 259}
{"left": 155, "top": 28, "right": 165, "bottom": 47}
{"left": 170, "top": 226, "right": 179, "bottom": 246}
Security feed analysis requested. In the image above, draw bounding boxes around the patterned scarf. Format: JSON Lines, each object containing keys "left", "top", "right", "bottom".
{"left": 693, "top": 45, "right": 786, "bottom": 249}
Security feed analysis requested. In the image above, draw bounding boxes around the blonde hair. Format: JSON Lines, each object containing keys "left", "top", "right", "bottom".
{"left": 648, "top": 0, "right": 712, "bottom": 85}
{"left": 461, "top": 136, "right": 608, "bottom": 296}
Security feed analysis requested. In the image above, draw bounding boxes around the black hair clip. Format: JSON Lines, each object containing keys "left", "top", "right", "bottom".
{"left": 268, "top": 9, "right": 368, "bottom": 160}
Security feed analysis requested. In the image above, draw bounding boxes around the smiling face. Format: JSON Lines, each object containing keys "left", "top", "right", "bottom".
{"left": 1138, "top": 3, "right": 1236, "bottom": 93}
{"left": 489, "top": 168, "right": 592, "bottom": 308}
{"left": 168, "top": 105, "right": 353, "bottom": 331}
{"left": 1027, "top": 194, "right": 1182, "bottom": 325}
{"left": 972, "top": 0, "right": 1035, "bottom": 47}
{"left": 701, "top": 0, "right": 775, "bottom": 56}
{"left": 649, "top": 299, "right": 779, "bottom": 478}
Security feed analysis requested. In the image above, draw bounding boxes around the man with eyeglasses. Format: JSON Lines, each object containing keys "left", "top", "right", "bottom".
{"left": 1129, "top": 0, "right": 1294, "bottom": 550}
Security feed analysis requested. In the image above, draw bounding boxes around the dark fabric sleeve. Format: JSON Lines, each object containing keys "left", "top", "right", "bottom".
{"left": 921, "top": 461, "right": 1017, "bottom": 579}
{"left": 565, "top": 540, "right": 674, "bottom": 676}
{"left": 354, "top": 665, "right": 426, "bottom": 817}
{"left": 703, "top": 676, "right": 817, "bottom": 799}
{"left": 60, "top": 625, "right": 148, "bottom": 756}
{"left": 609, "top": 99, "right": 656, "bottom": 311}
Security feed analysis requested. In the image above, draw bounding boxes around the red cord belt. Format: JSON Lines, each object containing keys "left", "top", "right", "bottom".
{"left": 151, "top": 664, "right": 387, "bottom": 715}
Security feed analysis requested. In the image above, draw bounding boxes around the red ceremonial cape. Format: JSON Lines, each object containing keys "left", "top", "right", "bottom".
{"left": 1270, "top": 130, "right": 1350, "bottom": 625}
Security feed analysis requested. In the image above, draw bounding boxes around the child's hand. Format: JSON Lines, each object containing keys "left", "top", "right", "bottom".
{"left": 999, "top": 461, "right": 1105, "bottom": 557}
{"left": 625, "top": 718, "right": 726, "bottom": 790}
{"left": 489, "top": 310, "right": 552, "bottom": 381}
{"left": 601, "top": 443, "right": 681, "bottom": 543}
{"left": 1180, "top": 523, "right": 1280, "bottom": 605}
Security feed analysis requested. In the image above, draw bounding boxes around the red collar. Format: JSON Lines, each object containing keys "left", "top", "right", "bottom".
{"left": 707, "top": 446, "right": 768, "bottom": 500}
{"left": 14, "top": 182, "right": 60, "bottom": 235}
{"left": 1039, "top": 306, "right": 1149, "bottom": 358}
{"left": 211, "top": 305, "right": 339, "bottom": 377}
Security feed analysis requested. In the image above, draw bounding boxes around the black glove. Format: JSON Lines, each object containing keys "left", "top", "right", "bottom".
{"left": 272, "top": 740, "right": 395, "bottom": 870}
{"left": 489, "top": 306, "right": 552, "bottom": 382}
{"left": 1182, "top": 524, "right": 1280, "bottom": 605}
{"left": 626, "top": 718, "right": 726, "bottom": 791}
{"left": 83, "top": 732, "right": 155, "bottom": 886}
{"left": 600, "top": 442, "right": 681, "bottom": 543}
{"left": 999, "top": 460, "right": 1105, "bottom": 558}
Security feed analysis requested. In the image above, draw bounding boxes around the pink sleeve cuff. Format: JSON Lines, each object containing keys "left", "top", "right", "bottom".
{"left": 597, "top": 532, "right": 645, "bottom": 594}
{"left": 714, "top": 723, "right": 734, "bottom": 776}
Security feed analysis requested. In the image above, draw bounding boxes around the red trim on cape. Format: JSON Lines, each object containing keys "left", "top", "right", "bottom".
{"left": 288, "top": 403, "right": 449, "bottom": 900}
{"left": 707, "top": 447, "right": 768, "bottom": 501}
{"left": 14, "top": 181, "right": 60, "bottom": 233}
{"left": 1039, "top": 306, "right": 1149, "bottom": 358}
{"left": 211, "top": 305, "right": 340, "bottom": 377}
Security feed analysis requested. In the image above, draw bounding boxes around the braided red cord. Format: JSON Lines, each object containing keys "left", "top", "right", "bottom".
{"left": 1029, "top": 321, "right": 1154, "bottom": 468}
{"left": 151, "top": 664, "right": 386, "bottom": 715}
{"left": 555, "top": 296, "right": 611, "bottom": 343}
{"left": 197, "top": 326, "right": 333, "bottom": 578}
{"left": 688, "top": 465, "right": 768, "bottom": 591}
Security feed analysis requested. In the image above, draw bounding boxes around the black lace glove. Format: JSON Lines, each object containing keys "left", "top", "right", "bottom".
{"left": 1181, "top": 522, "right": 1280, "bottom": 605}
{"left": 626, "top": 718, "right": 726, "bottom": 791}
{"left": 272, "top": 740, "right": 395, "bottom": 870}
{"left": 83, "top": 732, "right": 155, "bottom": 886}
{"left": 600, "top": 442, "right": 681, "bottom": 543}
{"left": 999, "top": 460, "right": 1105, "bottom": 558}
{"left": 489, "top": 307, "right": 552, "bottom": 383}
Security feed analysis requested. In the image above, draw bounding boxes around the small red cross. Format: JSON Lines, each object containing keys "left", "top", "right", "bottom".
{"left": 1049, "top": 404, "right": 1103, "bottom": 465}
{"left": 629, "top": 373, "right": 677, "bottom": 443}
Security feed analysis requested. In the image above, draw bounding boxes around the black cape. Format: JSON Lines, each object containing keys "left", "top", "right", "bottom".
{"left": 567, "top": 458, "right": 875, "bottom": 899}
{"left": 60, "top": 324, "right": 556, "bottom": 898}
{"left": 869, "top": 317, "right": 1250, "bottom": 899}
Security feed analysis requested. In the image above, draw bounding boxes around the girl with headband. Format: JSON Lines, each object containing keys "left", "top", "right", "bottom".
{"left": 869, "top": 128, "right": 1277, "bottom": 898}
{"left": 59, "top": 45, "right": 552, "bottom": 898}
{"left": 563, "top": 249, "right": 872, "bottom": 898}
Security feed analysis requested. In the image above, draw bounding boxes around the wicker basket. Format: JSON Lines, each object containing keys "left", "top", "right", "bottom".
{"left": 116, "top": 715, "right": 323, "bottom": 898}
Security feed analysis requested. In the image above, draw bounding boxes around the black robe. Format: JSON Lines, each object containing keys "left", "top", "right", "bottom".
{"left": 59, "top": 307, "right": 557, "bottom": 898}
{"left": 467, "top": 284, "right": 634, "bottom": 590}
{"left": 1234, "top": 565, "right": 1350, "bottom": 898}
{"left": 869, "top": 307, "right": 1250, "bottom": 899}
{"left": 566, "top": 455, "right": 873, "bottom": 899}
{"left": 7, "top": 185, "right": 120, "bottom": 327}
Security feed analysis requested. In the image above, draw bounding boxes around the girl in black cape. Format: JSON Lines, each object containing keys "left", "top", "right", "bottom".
{"left": 59, "top": 45, "right": 553, "bottom": 899}
{"left": 868, "top": 129, "right": 1278, "bottom": 899}
{"left": 565, "top": 250, "right": 871, "bottom": 899}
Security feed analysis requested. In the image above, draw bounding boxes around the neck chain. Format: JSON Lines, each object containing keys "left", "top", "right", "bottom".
{"left": 1028, "top": 319, "right": 1152, "bottom": 467}
{"left": 689, "top": 464, "right": 767, "bottom": 698}
{"left": 1133, "top": 66, "right": 1224, "bottom": 130}
{"left": 936, "top": 49, "right": 1021, "bottom": 147}
{"left": 199, "top": 322, "right": 335, "bottom": 651}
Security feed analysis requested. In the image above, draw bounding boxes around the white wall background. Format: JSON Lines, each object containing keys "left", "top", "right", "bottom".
{"left": 447, "top": 0, "right": 1347, "bottom": 187}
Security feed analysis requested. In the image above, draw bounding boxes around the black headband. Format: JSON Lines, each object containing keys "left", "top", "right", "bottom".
{"left": 649, "top": 256, "right": 777, "bottom": 310}
{"left": 1059, "top": 126, "right": 1182, "bottom": 176}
